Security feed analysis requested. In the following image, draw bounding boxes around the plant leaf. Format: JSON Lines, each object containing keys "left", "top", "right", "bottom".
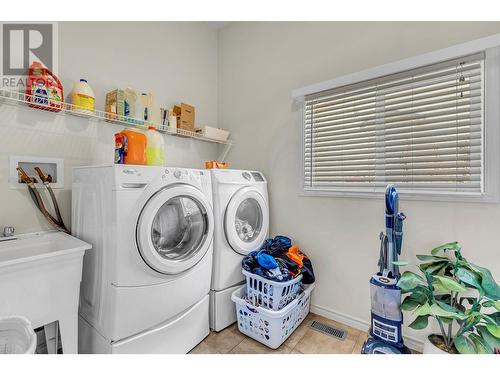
{"left": 486, "top": 324, "right": 500, "bottom": 338}
{"left": 430, "top": 303, "right": 466, "bottom": 319}
{"left": 411, "top": 285, "right": 432, "bottom": 300}
{"left": 454, "top": 334, "right": 477, "bottom": 354}
{"left": 401, "top": 296, "right": 421, "bottom": 311}
{"left": 436, "top": 300, "right": 461, "bottom": 314}
{"left": 416, "top": 254, "right": 449, "bottom": 262}
{"left": 482, "top": 300, "right": 500, "bottom": 310}
{"left": 414, "top": 302, "right": 431, "bottom": 316}
{"left": 431, "top": 242, "right": 460, "bottom": 256}
{"left": 468, "top": 333, "right": 489, "bottom": 354}
{"left": 432, "top": 281, "right": 449, "bottom": 294}
{"left": 487, "top": 312, "right": 500, "bottom": 325}
{"left": 419, "top": 261, "right": 449, "bottom": 275}
{"left": 408, "top": 315, "right": 429, "bottom": 329}
{"left": 469, "top": 263, "right": 500, "bottom": 300}
{"left": 456, "top": 267, "right": 483, "bottom": 291}
{"left": 397, "top": 271, "right": 424, "bottom": 292}
{"left": 477, "top": 325, "right": 500, "bottom": 352}
{"left": 440, "top": 317, "right": 454, "bottom": 325}
{"left": 433, "top": 275, "right": 467, "bottom": 292}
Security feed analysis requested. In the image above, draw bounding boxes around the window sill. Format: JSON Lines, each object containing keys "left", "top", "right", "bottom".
{"left": 299, "top": 188, "right": 499, "bottom": 203}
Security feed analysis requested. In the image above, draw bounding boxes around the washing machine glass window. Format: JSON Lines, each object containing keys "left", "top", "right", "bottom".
{"left": 151, "top": 195, "right": 208, "bottom": 261}
{"left": 224, "top": 187, "right": 269, "bottom": 256}
{"left": 137, "top": 185, "right": 214, "bottom": 275}
{"left": 234, "top": 198, "right": 262, "bottom": 242}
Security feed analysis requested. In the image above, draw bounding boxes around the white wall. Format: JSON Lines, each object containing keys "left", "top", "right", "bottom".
{"left": 218, "top": 22, "right": 500, "bottom": 349}
{"left": 0, "top": 22, "right": 221, "bottom": 234}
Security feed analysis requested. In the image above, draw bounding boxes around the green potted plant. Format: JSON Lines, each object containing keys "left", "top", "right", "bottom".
{"left": 396, "top": 242, "right": 500, "bottom": 354}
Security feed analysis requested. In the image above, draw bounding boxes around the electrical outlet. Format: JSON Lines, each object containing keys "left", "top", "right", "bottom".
{"left": 9, "top": 156, "right": 64, "bottom": 189}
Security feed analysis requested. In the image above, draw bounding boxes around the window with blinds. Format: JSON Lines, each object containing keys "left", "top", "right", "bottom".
{"left": 303, "top": 53, "right": 484, "bottom": 195}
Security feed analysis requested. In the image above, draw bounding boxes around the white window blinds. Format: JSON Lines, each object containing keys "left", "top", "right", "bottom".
{"left": 303, "top": 53, "right": 484, "bottom": 194}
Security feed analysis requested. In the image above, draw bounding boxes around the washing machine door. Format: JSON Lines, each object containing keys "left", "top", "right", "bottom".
{"left": 136, "top": 184, "right": 214, "bottom": 275}
{"left": 224, "top": 186, "right": 269, "bottom": 255}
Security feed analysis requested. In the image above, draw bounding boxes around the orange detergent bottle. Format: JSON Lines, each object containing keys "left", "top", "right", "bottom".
{"left": 121, "top": 128, "right": 147, "bottom": 165}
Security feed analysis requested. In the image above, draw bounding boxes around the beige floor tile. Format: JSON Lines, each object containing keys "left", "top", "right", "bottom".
{"left": 202, "top": 324, "right": 246, "bottom": 354}
{"left": 294, "top": 315, "right": 363, "bottom": 354}
{"left": 192, "top": 312, "right": 368, "bottom": 355}
{"left": 351, "top": 331, "right": 368, "bottom": 354}
{"left": 189, "top": 341, "right": 220, "bottom": 354}
{"left": 307, "top": 313, "right": 364, "bottom": 337}
{"left": 229, "top": 338, "right": 293, "bottom": 354}
{"left": 294, "top": 329, "right": 360, "bottom": 354}
{"left": 284, "top": 318, "right": 311, "bottom": 349}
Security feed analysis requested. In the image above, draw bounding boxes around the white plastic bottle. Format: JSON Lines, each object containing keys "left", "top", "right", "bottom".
{"left": 136, "top": 93, "right": 149, "bottom": 124}
{"left": 124, "top": 87, "right": 137, "bottom": 123}
{"left": 71, "top": 79, "right": 95, "bottom": 113}
{"left": 146, "top": 126, "right": 165, "bottom": 166}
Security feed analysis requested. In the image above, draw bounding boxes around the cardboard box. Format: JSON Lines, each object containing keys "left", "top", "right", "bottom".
{"left": 173, "top": 103, "right": 195, "bottom": 132}
{"left": 105, "top": 89, "right": 125, "bottom": 121}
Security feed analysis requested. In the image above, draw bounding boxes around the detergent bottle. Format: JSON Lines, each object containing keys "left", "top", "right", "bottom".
{"left": 147, "top": 94, "right": 161, "bottom": 126}
{"left": 124, "top": 87, "right": 137, "bottom": 123}
{"left": 70, "top": 79, "right": 95, "bottom": 113}
{"left": 121, "top": 128, "right": 147, "bottom": 165}
{"left": 26, "top": 61, "right": 64, "bottom": 111}
{"left": 136, "top": 93, "right": 149, "bottom": 125}
{"left": 146, "top": 126, "right": 165, "bottom": 166}
{"left": 136, "top": 93, "right": 161, "bottom": 127}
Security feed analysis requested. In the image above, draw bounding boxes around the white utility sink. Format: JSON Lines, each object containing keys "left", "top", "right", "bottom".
{"left": 0, "top": 231, "right": 91, "bottom": 353}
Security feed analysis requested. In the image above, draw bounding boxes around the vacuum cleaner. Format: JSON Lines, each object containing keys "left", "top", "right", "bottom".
{"left": 361, "top": 185, "right": 411, "bottom": 354}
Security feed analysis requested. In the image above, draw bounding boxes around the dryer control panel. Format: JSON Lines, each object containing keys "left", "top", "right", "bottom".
{"left": 212, "top": 169, "right": 267, "bottom": 184}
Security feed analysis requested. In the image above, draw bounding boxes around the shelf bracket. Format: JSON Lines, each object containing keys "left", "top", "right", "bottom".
{"left": 219, "top": 142, "right": 233, "bottom": 163}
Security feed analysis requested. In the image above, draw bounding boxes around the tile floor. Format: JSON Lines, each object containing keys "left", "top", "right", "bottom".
{"left": 189, "top": 313, "right": 368, "bottom": 354}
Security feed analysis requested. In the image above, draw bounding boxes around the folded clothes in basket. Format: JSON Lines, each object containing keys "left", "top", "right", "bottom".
{"left": 242, "top": 235, "right": 315, "bottom": 284}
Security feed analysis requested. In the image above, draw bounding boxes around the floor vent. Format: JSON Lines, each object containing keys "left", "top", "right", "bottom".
{"left": 309, "top": 320, "right": 347, "bottom": 341}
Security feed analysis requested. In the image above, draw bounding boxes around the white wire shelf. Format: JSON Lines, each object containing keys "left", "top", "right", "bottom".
{"left": 0, "top": 88, "right": 233, "bottom": 146}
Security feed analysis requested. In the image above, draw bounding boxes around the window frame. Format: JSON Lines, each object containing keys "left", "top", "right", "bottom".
{"left": 293, "top": 35, "right": 500, "bottom": 203}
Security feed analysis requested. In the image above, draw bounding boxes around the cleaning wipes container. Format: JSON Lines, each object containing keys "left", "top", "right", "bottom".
{"left": 146, "top": 126, "right": 165, "bottom": 166}
{"left": 71, "top": 79, "right": 95, "bottom": 114}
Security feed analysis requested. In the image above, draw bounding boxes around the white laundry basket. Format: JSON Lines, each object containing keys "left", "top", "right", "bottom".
{"left": 0, "top": 316, "right": 37, "bottom": 354}
{"left": 243, "top": 269, "right": 303, "bottom": 311}
{"left": 232, "top": 283, "right": 314, "bottom": 349}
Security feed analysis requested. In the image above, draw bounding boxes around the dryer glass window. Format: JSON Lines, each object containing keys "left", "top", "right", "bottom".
{"left": 235, "top": 198, "right": 262, "bottom": 243}
{"left": 151, "top": 196, "right": 208, "bottom": 261}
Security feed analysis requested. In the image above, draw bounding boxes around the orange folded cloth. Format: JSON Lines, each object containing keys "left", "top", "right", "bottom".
{"left": 286, "top": 245, "right": 305, "bottom": 268}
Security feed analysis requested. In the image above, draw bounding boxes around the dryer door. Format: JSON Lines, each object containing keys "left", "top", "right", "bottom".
{"left": 224, "top": 187, "right": 268, "bottom": 255}
{"left": 136, "top": 185, "right": 214, "bottom": 275}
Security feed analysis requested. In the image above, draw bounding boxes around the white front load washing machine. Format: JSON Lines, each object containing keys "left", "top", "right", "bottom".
{"left": 209, "top": 169, "right": 269, "bottom": 331}
{"left": 72, "top": 165, "right": 214, "bottom": 353}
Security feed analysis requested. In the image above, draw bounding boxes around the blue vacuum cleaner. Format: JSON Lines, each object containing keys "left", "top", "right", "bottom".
{"left": 361, "top": 185, "right": 411, "bottom": 354}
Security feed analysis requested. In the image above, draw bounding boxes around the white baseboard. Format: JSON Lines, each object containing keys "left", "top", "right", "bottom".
{"left": 310, "top": 304, "right": 424, "bottom": 353}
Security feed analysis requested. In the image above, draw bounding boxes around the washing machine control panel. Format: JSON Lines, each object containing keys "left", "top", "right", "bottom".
{"left": 164, "top": 168, "right": 207, "bottom": 183}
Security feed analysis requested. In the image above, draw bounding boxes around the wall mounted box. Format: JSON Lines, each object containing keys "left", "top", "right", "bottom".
{"left": 9, "top": 156, "right": 64, "bottom": 189}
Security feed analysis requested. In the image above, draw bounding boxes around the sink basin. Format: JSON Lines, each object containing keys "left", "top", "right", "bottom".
{"left": 0, "top": 231, "right": 90, "bottom": 268}
{"left": 0, "top": 230, "right": 91, "bottom": 353}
